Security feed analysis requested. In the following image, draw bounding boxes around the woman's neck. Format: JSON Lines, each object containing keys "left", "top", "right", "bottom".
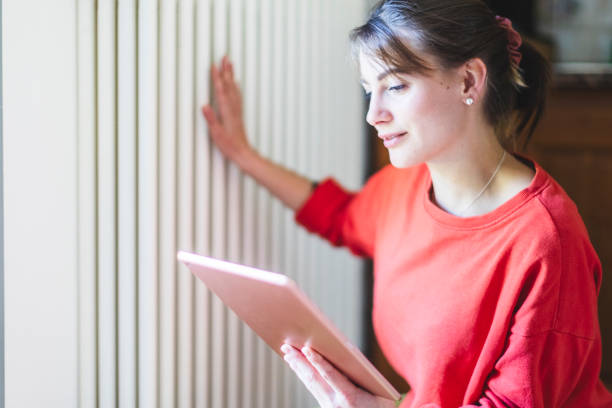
{"left": 426, "top": 129, "right": 534, "bottom": 217}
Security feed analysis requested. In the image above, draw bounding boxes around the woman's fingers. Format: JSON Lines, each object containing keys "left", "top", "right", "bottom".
{"left": 302, "top": 346, "right": 356, "bottom": 402}
{"left": 201, "top": 105, "right": 217, "bottom": 127}
{"left": 210, "top": 57, "right": 242, "bottom": 125}
{"left": 202, "top": 56, "right": 250, "bottom": 162}
{"left": 216, "top": 57, "right": 232, "bottom": 96}
{"left": 282, "top": 344, "right": 388, "bottom": 408}
{"left": 282, "top": 344, "right": 333, "bottom": 404}
{"left": 210, "top": 64, "right": 226, "bottom": 110}
{"left": 219, "top": 57, "right": 242, "bottom": 115}
{"left": 201, "top": 104, "right": 224, "bottom": 140}
{"left": 227, "top": 56, "right": 235, "bottom": 79}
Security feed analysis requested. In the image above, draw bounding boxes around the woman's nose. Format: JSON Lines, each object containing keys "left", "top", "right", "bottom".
{"left": 366, "top": 98, "right": 392, "bottom": 127}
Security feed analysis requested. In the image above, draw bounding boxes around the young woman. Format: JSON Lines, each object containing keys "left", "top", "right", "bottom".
{"left": 202, "top": 0, "right": 612, "bottom": 406}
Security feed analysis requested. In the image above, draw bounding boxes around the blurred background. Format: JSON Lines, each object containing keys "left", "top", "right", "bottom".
{"left": 2, "top": 0, "right": 611, "bottom": 407}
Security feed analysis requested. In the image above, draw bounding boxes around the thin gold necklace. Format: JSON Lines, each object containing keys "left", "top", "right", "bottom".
{"left": 457, "top": 150, "right": 506, "bottom": 216}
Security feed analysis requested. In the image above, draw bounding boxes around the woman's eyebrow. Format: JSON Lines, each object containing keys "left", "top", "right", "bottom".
{"left": 359, "top": 68, "right": 404, "bottom": 85}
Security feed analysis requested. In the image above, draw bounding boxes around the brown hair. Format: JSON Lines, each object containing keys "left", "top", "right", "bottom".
{"left": 349, "top": 0, "right": 551, "bottom": 151}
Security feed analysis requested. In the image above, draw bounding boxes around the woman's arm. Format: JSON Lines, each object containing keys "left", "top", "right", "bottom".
{"left": 234, "top": 148, "right": 314, "bottom": 211}
{"left": 201, "top": 55, "right": 313, "bottom": 211}
{"left": 204, "top": 56, "right": 382, "bottom": 258}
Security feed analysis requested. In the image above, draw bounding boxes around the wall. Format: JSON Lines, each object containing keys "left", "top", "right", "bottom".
{"left": 2, "top": 0, "right": 370, "bottom": 407}
{"left": 537, "top": 0, "right": 612, "bottom": 63}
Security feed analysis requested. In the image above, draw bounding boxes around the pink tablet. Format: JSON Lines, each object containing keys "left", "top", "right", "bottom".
{"left": 177, "top": 250, "right": 401, "bottom": 402}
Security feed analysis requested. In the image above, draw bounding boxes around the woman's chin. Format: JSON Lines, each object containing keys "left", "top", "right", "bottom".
{"left": 388, "top": 150, "right": 422, "bottom": 168}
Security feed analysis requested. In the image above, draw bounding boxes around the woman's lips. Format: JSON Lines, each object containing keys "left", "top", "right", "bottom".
{"left": 382, "top": 132, "right": 407, "bottom": 148}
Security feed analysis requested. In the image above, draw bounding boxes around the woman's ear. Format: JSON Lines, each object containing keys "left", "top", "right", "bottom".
{"left": 460, "top": 58, "right": 488, "bottom": 102}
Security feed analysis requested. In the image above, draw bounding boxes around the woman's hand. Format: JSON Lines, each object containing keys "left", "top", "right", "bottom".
{"left": 201, "top": 55, "right": 253, "bottom": 163}
{"left": 281, "top": 343, "right": 397, "bottom": 408}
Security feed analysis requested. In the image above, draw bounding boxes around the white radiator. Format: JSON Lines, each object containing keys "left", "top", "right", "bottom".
{"left": 4, "top": 0, "right": 369, "bottom": 407}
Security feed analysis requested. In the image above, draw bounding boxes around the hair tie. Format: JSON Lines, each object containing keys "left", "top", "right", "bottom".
{"left": 495, "top": 16, "right": 522, "bottom": 66}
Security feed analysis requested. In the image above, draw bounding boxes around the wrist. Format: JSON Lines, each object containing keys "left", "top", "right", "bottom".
{"left": 233, "top": 145, "right": 259, "bottom": 172}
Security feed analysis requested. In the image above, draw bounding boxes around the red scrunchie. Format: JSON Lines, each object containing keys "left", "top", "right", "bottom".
{"left": 496, "top": 16, "right": 522, "bottom": 66}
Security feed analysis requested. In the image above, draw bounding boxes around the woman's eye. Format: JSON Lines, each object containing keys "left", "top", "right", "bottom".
{"left": 388, "top": 84, "right": 406, "bottom": 93}
{"left": 363, "top": 84, "right": 405, "bottom": 100}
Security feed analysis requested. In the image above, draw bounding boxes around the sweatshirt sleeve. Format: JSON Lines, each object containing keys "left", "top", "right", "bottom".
{"left": 461, "top": 329, "right": 604, "bottom": 407}
{"left": 417, "top": 238, "right": 610, "bottom": 408}
{"left": 294, "top": 169, "right": 389, "bottom": 258}
{"left": 413, "top": 290, "right": 608, "bottom": 408}
{"left": 459, "top": 245, "right": 610, "bottom": 408}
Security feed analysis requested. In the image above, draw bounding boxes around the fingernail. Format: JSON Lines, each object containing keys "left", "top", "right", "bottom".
{"left": 302, "top": 347, "right": 312, "bottom": 358}
{"left": 280, "top": 344, "right": 291, "bottom": 354}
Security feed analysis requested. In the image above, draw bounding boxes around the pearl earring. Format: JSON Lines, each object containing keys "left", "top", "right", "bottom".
{"left": 465, "top": 97, "right": 474, "bottom": 106}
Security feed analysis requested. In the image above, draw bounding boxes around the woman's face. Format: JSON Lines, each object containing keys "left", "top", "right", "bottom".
{"left": 359, "top": 52, "right": 467, "bottom": 168}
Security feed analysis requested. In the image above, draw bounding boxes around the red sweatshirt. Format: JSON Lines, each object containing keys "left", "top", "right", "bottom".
{"left": 295, "top": 157, "right": 612, "bottom": 408}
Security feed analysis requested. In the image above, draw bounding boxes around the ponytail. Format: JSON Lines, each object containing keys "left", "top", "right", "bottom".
{"left": 514, "top": 40, "right": 551, "bottom": 151}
